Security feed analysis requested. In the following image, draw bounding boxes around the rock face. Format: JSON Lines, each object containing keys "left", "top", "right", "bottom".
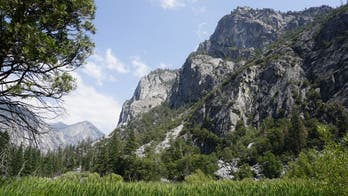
{"left": 7, "top": 125, "right": 66, "bottom": 152}
{"left": 52, "top": 121, "right": 104, "bottom": 146}
{"left": 118, "top": 69, "right": 178, "bottom": 127}
{"left": 116, "top": 5, "right": 348, "bottom": 147}
{"left": 190, "top": 7, "right": 348, "bottom": 136}
{"left": 215, "top": 159, "right": 239, "bottom": 180}
{"left": 197, "top": 6, "right": 332, "bottom": 60}
{"left": 4, "top": 120, "right": 104, "bottom": 151}
{"left": 170, "top": 54, "right": 239, "bottom": 107}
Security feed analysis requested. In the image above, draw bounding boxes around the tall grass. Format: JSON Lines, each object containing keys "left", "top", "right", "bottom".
{"left": 0, "top": 177, "right": 334, "bottom": 196}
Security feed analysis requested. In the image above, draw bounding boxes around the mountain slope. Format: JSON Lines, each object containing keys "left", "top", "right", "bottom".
{"left": 116, "top": 5, "right": 339, "bottom": 134}
{"left": 3, "top": 119, "right": 104, "bottom": 151}
{"left": 118, "top": 69, "right": 178, "bottom": 127}
{"left": 189, "top": 6, "right": 348, "bottom": 136}
{"left": 94, "top": 5, "right": 348, "bottom": 182}
{"left": 53, "top": 121, "right": 104, "bottom": 145}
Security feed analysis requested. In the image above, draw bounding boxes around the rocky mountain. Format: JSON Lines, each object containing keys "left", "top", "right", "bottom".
{"left": 189, "top": 5, "right": 348, "bottom": 136}
{"left": 106, "top": 5, "right": 348, "bottom": 181}
{"left": 118, "top": 3, "right": 348, "bottom": 153}
{"left": 117, "top": 5, "right": 338, "bottom": 130}
{"left": 197, "top": 6, "right": 332, "bottom": 60}
{"left": 118, "top": 69, "right": 178, "bottom": 127}
{"left": 51, "top": 121, "right": 104, "bottom": 145}
{"left": 4, "top": 120, "right": 104, "bottom": 152}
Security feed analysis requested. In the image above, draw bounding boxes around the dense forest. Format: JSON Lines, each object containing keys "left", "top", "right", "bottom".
{"left": 1, "top": 102, "right": 347, "bottom": 184}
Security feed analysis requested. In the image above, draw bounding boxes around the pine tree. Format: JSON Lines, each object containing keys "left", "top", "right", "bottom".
{"left": 287, "top": 110, "right": 308, "bottom": 154}
{"left": 0, "top": 131, "right": 10, "bottom": 175}
{"left": 93, "top": 143, "right": 109, "bottom": 176}
{"left": 10, "top": 145, "right": 24, "bottom": 176}
{"left": 107, "top": 134, "right": 123, "bottom": 174}
{"left": 124, "top": 131, "right": 138, "bottom": 156}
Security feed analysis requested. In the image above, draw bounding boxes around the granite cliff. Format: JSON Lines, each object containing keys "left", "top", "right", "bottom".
{"left": 117, "top": 5, "right": 342, "bottom": 136}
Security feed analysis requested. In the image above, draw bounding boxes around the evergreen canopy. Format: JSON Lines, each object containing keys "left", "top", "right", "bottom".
{"left": 0, "top": 0, "right": 96, "bottom": 135}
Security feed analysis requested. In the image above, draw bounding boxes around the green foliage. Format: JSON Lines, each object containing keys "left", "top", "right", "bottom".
{"left": 286, "top": 111, "right": 308, "bottom": 154}
{"left": 0, "top": 0, "right": 96, "bottom": 111}
{"left": 287, "top": 144, "right": 348, "bottom": 195}
{"left": 57, "top": 172, "right": 101, "bottom": 183}
{"left": 162, "top": 138, "right": 217, "bottom": 181}
{"left": 235, "top": 120, "right": 247, "bottom": 137}
{"left": 123, "top": 130, "right": 138, "bottom": 156}
{"left": 286, "top": 149, "right": 318, "bottom": 178}
{"left": 102, "top": 173, "right": 124, "bottom": 183}
{"left": 0, "top": 177, "right": 335, "bottom": 196}
{"left": 258, "top": 151, "right": 282, "bottom": 179}
{"left": 235, "top": 164, "right": 253, "bottom": 180}
{"left": 123, "top": 157, "right": 164, "bottom": 182}
{"left": 266, "top": 127, "right": 285, "bottom": 154}
{"left": 190, "top": 126, "right": 221, "bottom": 154}
{"left": 0, "top": 131, "right": 9, "bottom": 150}
{"left": 9, "top": 145, "right": 24, "bottom": 176}
{"left": 125, "top": 105, "right": 185, "bottom": 145}
{"left": 184, "top": 169, "right": 214, "bottom": 183}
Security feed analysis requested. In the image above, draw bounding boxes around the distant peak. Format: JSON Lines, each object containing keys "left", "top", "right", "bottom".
{"left": 72, "top": 121, "right": 93, "bottom": 126}
{"left": 80, "top": 120, "right": 92, "bottom": 124}
{"left": 235, "top": 6, "right": 252, "bottom": 11}
{"left": 49, "top": 121, "right": 69, "bottom": 130}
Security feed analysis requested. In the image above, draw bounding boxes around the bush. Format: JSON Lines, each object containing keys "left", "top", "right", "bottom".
{"left": 235, "top": 164, "right": 254, "bottom": 180}
{"left": 287, "top": 144, "right": 348, "bottom": 195}
{"left": 184, "top": 169, "right": 213, "bottom": 183}
{"left": 258, "top": 152, "right": 282, "bottom": 179}
{"left": 57, "top": 172, "right": 101, "bottom": 183}
{"left": 102, "top": 173, "right": 123, "bottom": 183}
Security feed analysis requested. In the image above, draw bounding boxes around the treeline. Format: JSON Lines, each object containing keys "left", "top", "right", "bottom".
{"left": 0, "top": 104, "right": 347, "bottom": 184}
{"left": 0, "top": 132, "right": 93, "bottom": 177}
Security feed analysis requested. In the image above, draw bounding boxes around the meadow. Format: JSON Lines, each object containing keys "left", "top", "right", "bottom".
{"left": 0, "top": 177, "right": 336, "bottom": 196}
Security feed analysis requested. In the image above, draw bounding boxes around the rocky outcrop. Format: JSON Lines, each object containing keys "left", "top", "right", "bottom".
{"left": 118, "top": 69, "right": 178, "bottom": 127}
{"left": 197, "top": 6, "right": 332, "bottom": 60}
{"left": 170, "top": 6, "right": 332, "bottom": 109}
{"left": 190, "top": 6, "right": 348, "bottom": 136}
{"left": 170, "top": 55, "right": 239, "bottom": 107}
{"left": 118, "top": 7, "right": 333, "bottom": 128}
{"left": 215, "top": 159, "right": 239, "bottom": 180}
{"left": 135, "top": 124, "right": 184, "bottom": 158}
{"left": 116, "top": 5, "right": 348, "bottom": 147}
{"left": 192, "top": 46, "right": 307, "bottom": 136}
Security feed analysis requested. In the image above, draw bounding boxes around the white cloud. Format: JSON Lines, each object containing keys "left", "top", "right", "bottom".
{"left": 161, "top": 0, "right": 185, "bottom": 9}
{"left": 53, "top": 74, "right": 121, "bottom": 134}
{"left": 131, "top": 57, "right": 150, "bottom": 78}
{"left": 81, "top": 48, "right": 128, "bottom": 85}
{"left": 159, "top": 0, "right": 200, "bottom": 10}
{"left": 105, "top": 49, "right": 128, "bottom": 73}
{"left": 82, "top": 62, "right": 103, "bottom": 85}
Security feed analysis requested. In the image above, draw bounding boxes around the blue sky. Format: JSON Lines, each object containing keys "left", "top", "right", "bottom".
{"left": 54, "top": 0, "right": 342, "bottom": 134}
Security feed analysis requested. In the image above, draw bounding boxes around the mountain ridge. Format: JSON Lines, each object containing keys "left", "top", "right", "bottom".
{"left": 113, "top": 5, "right": 348, "bottom": 158}
{"left": 117, "top": 5, "right": 336, "bottom": 129}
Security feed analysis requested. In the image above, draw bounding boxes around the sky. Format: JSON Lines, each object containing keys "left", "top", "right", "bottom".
{"left": 53, "top": 0, "right": 343, "bottom": 134}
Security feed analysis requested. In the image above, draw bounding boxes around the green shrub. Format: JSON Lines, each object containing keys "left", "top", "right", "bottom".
{"left": 184, "top": 169, "right": 213, "bottom": 183}
{"left": 258, "top": 151, "right": 282, "bottom": 179}
{"left": 287, "top": 144, "right": 348, "bottom": 195}
{"left": 102, "top": 173, "right": 123, "bottom": 183}
{"left": 235, "top": 164, "right": 254, "bottom": 180}
{"left": 57, "top": 172, "right": 101, "bottom": 183}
